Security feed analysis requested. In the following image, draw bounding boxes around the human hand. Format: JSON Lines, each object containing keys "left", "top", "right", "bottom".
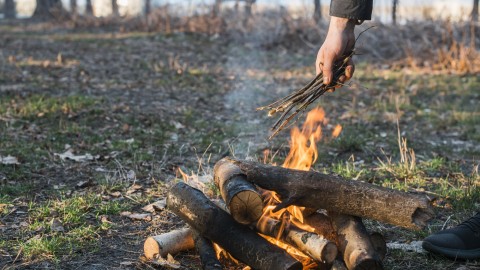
{"left": 316, "top": 16, "right": 356, "bottom": 86}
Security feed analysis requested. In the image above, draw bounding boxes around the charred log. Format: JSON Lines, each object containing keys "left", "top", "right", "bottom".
{"left": 214, "top": 159, "right": 263, "bottom": 224}
{"left": 167, "top": 182, "right": 302, "bottom": 270}
{"left": 218, "top": 157, "right": 434, "bottom": 230}
{"left": 192, "top": 230, "right": 223, "bottom": 270}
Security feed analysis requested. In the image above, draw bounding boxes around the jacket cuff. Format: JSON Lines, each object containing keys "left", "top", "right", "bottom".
{"left": 329, "top": 0, "right": 373, "bottom": 20}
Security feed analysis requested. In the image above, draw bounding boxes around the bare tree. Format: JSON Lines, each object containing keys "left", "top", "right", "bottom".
{"left": 111, "top": 0, "right": 119, "bottom": 16}
{"left": 212, "top": 0, "right": 222, "bottom": 17}
{"left": 244, "top": 0, "right": 255, "bottom": 18}
{"left": 33, "top": 0, "right": 65, "bottom": 19}
{"left": 473, "top": 0, "right": 479, "bottom": 21}
{"left": 85, "top": 0, "right": 94, "bottom": 16}
{"left": 70, "top": 0, "right": 77, "bottom": 15}
{"left": 392, "top": 0, "right": 399, "bottom": 25}
{"left": 144, "top": 0, "right": 151, "bottom": 16}
{"left": 5, "top": 0, "right": 16, "bottom": 19}
{"left": 314, "top": 0, "right": 321, "bottom": 23}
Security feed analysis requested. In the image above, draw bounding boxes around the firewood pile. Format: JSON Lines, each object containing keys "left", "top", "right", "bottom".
{"left": 144, "top": 157, "right": 434, "bottom": 270}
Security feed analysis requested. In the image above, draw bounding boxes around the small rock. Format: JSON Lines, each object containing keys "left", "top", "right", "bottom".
{"left": 50, "top": 218, "right": 65, "bottom": 232}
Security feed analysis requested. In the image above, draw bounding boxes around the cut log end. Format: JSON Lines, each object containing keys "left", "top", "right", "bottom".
{"left": 144, "top": 236, "right": 161, "bottom": 260}
{"left": 323, "top": 242, "right": 339, "bottom": 264}
{"left": 412, "top": 206, "right": 435, "bottom": 229}
{"left": 229, "top": 190, "right": 263, "bottom": 224}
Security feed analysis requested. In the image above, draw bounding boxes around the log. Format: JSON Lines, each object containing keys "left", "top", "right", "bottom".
{"left": 192, "top": 230, "right": 223, "bottom": 270}
{"left": 256, "top": 216, "right": 338, "bottom": 264}
{"left": 167, "top": 182, "right": 302, "bottom": 270}
{"left": 214, "top": 159, "right": 263, "bottom": 224}
{"left": 329, "top": 212, "right": 383, "bottom": 270}
{"left": 144, "top": 228, "right": 194, "bottom": 259}
{"left": 218, "top": 157, "right": 433, "bottom": 230}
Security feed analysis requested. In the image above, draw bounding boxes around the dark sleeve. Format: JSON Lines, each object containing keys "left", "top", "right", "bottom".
{"left": 329, "top": 0, "right": 373, "bottom": 20}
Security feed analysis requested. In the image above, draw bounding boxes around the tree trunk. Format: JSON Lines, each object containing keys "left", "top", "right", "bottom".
{"left": 167, "top": 182, "right": 302, "bottom": 270}
{"left": 70, "top": 0, "right": 77, "bottom": 15}
{"left": 314, "top": 0, "right": 321, "bottom": 23}
{"left": 33, "top": 0, "right": 65, "bottom": 19}
{"left": 392, "top": 0, "right": 399, "bottom": 25}
{"left": 111, "top": 0, "right": 119, "bottom": 16}
{"left": 4, "top": 0, "right": 16, "bottom": 19}
{"left": 212, "top": 0, "right": 222, "bottom": 17}
{"left": 473, "top": 0, "right": 479, "bottom": 21}
{"left": 218, "top": 157, "right": 434, "bottom": 230}
{"left": 85, "top": 0, "right": 94, "bottom": 16}
{"left": 144, "top": 0, "right": 151, "bottom": 16}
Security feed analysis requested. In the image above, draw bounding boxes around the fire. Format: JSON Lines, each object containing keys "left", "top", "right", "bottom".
{"left": 258, "top": 107, "right": 342, "bottom": 269}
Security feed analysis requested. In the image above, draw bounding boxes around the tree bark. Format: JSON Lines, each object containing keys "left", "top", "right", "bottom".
{"left": 218, "top": 157, "right": 434, "bottom": 230}
{"left": 313, "top": 0, "right": 321, "bottom": 23}
{"left": 167, "top": 182, "right": 302, "bottom": 270}
{"left": 214, "top": 159, "right": 263, "bottom": 224}
{"left": 85, "top": 0, "right": 94, "bottom": 16}
{"left": 192, "top": 230, "right": 223, "bottom": 270}
{"left": 111, "top": 0, "right": 119, "bottom": 16}
{"left": 33, "top": 0, "right": 65, "bottom": 19}
{"left": 329, "top": 212, "right": 384, "bottom": 270}
{"left": 392, "top": 0, "right": 399, "bottom": 25}
{"left": 212, "top": 0, "right": 222, "bottom": 17}
{"left": 5, "top": 0, "right": 15, "bottom": 19}
{"left": 473, "top": 0, "right": 479, "bottom": 21}
{"left": 144, "top": 228, "right": 194, "bottom": 259}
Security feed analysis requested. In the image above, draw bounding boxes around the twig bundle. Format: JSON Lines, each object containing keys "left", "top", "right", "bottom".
{"left": 258, "top": 52, "right": 353, "bottom": 139}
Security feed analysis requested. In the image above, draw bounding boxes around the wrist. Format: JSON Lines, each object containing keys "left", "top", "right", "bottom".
{"left": 329, "top": 16, "right": 356, "bottom": 33}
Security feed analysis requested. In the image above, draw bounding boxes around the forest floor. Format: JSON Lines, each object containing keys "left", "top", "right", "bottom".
{"left": 0, "top": 21, "right": 479, "bottom": 270}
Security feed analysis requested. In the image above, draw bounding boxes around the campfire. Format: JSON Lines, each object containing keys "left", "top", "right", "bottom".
{"left": 143, "top": 108, "right": 434, "bottom": 270}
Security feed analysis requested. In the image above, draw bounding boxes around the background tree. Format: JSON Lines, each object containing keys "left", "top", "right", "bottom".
{"left": 70, "top": 0, "right": 77, "bottom": 15}
{"left": 473, "top": 0, "right": 479, "bottom": 21}
{"left": 5, "top": 0, "right": 16, "bottom": 19}
{"left": 313, "top": 0, "right": 321, "bottom": 23}
{"left": 33, "top": 0, "right": 65, "bottom": 19}
{"left": 111, "top": 0, "right": 119, "bottom": 17}
{"left": 392, "top": 0, "right": 399, "bottom": 25}
{"left": 85, "top": 0, "right": 94, "bottom": 16}
{"left": 144, "top": 0, "right": 151, "bottom": 16}
{"left": 212, "top": 0, "right": 222, "bottom": 17}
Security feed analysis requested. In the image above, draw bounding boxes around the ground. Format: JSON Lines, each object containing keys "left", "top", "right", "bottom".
{"left": 0, "top": 21, "right": 479, "bottom": 270}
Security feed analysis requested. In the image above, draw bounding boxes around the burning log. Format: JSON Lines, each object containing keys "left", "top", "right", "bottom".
{"left": 217, "top": 157, "right": 434, "bottom": 230}
{"left": 329, "top": 212, "right": 384, "bottom": 270}
{"left": 256, "top": 216, "right": 338, "bottom": 264}
{"left": 192, "top": 230, "right": 223, "bottom": 270}
{"left": 214, "top": 160, "right": 263, "bottom": 224}
{"left": 167, "top": 182, "right": 302, "bottom": 270}
{"left": 304, "top": 212, "right": 387, "bottom": 261}
{"left": 143, "top": 228, "right": 194, "bottom": 259}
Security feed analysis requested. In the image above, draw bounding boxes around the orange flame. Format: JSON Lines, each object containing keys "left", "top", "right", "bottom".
{"left": 258, "top": 107, "right": 342, "bottom": 269}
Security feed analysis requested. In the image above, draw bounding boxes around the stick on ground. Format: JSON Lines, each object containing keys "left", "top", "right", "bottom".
{"left": 144, "top": 228, "right": 194, "bottom": 259}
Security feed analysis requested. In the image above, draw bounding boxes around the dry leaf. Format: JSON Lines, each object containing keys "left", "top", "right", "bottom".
{"left": 54, "top": 149, "right": 97, "bottom": 162}
{"left": 0, "top": 155, "right": 20, "bottom": 165}
{"left": 51, "top": 218, "right": 65, "bottom": 232}
{"left": 151, "top": 253, "right": 181, "bottom": 269}
{"left": 142, "top": 199, "right": 166, "bottom": 213}
{"left": 120, "top": 211, "right": 151, "bottom": 221}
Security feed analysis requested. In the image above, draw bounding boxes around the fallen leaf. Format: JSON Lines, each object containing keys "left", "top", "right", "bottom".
{"left": 120, "top": 211, "right": 151, "bottom": 221}
{"left": 76, "top": 179, "right": 93, "bottom": 188}
{"left": 50, "top": 218, "right": 64, "bottom": 232}
{"left": 54, "top": 149, "right": 96, "bottom": 162}
{"left": 0, "top": 155, "right": 20, "bottom": 165}
{"left": 151, "top": 253, "right": 181, "bottom": 269}
{"left": 142, "top": 199, "right": 166, "bottom": 213}
{"left": 109, "top": 191, "right": 122, "bottom": 198}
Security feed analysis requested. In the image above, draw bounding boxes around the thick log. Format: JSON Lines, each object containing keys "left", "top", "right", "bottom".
{"left": 256, "top": 216, "right": 337, "bottom": 264}
{"left": 330, "top": 212, "right": 383, "bottom": 270}
{"left": 214, "top": 160, "right": 263, "bottom": 224}
{"left": 219, "top": 157, "right": 433, "bottom": 230}
{"left": 192, "top": 230, "right": 223, "bottom": 270}
{"left": 144, "top": 228, "right": 194, "bottom": 259}
{"left": 167, "top": 182, "right": 302, "bottom": 270}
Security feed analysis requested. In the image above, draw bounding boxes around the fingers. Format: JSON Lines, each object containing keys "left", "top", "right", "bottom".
{"left": 322, "top": 53, "right": 334, "bottom": 85}
{"left": 315, "top": 49, "right": 323, "bottom": 75}
{"left": 337, "top": 57, "right": 355, "bottom": 85}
